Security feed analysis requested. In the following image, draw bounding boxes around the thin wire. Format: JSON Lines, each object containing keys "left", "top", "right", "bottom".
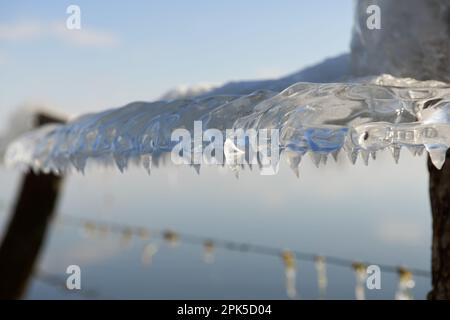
{"left": 56, "top": 214, "right": 431, "bottom": 278}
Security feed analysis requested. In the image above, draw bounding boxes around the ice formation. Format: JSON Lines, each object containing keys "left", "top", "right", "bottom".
{"left": 4, "top": 75, "right": 450, "bottom": 175}
{"left": 0, "top": 106, "right": 66, "bottom": 163}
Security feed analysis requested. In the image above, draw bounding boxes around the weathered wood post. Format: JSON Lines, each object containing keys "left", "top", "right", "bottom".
{"left": 428, "top": 154, "right": 450, "bottom": 299}
{"left": 0, "top": 113, "right": 65, "bottom": 299}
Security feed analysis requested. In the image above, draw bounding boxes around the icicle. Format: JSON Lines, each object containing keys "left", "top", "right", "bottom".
{"left": 346, "top": 148, "right": 359, "bottom": 165}
{"left": 281, "top": 251, "right": 298, "bottom": 299}
{"left": 141, "top": 154, "right": 152, "bottom": 175}
{"left": 224, "top": 138, "right": 245, "bottom": 177}
{"left": 416, "top": 146, "right": 425, "bottom": 156}
{"left": 163, "top": 230, "right": 180, "bottom": 248}
{"left": 70, "top": 156, "right": 87, "bottom": 174}
{"left": 152, "top": 155, "right": 161, "bottom": 168}
{"left": 231, "top": 166, "right": 240, "bottom": 179}
{"left": 389, "top": 145, "right": 401, "bottom": 164}
{"left": 406, "top": 146, "right": 421, "bottom": 157}
{"left": 309, "top": 152, "right": 321, "bottom": 168}
{"left": 332, "top": 149, "right": 340, "bottom": 162}
{"left": 314, "top": 256, "right": 327, "bottom": 299}
{"left": 203, "top": 240, "right": 215, "bottom": 264}
{"left": 352, "top": 262, "right": 367, "bottom": 300}
{"left": 426, "top": 145, "right": 448, "bottom": 170}
{"left": 360, "top": 150, "right": 370, "bottom": 166}
{"left": 321, "top": 154, "right": 328, "bottom": 166}
{"left": 285, "top": 151, "right": 302, "bottom": 178}
{"left": 114, "top": 154, "right": 129, "bottom": 173}
{"left": 395, "top": 267, "right": 415, "bottom": 300}
{"left": 370, "top": 151, "right": 376, "bottom": 160}
{"left": 141, "top": 243, "right": 158, "bottom": 266}
{"left": 192, "top": 164, "right": 201, "bottom": 175}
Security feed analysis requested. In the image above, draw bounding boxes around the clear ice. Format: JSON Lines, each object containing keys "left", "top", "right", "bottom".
{"left": 4, "top": 75, "right": 450, "bottom": 175}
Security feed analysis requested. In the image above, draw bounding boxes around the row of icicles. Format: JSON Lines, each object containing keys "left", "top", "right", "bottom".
{"left": 54, "top": 215, "right": 421, "bottom": 300}
{"left": 45, "top": 143, "right": 429, "bottom": 179}
{"left": 283, "top": 144, "right": 425, "bottom": 179}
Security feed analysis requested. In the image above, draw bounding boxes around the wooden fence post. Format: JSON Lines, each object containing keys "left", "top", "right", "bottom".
{"left": 0, "top": 113, "right": 65, "bottom": 299}
{"left": 428, "top": 152, "right": 450, "bottom": 299}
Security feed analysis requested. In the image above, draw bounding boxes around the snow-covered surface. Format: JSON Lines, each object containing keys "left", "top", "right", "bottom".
{"left": 0, "top": 107, "right": 66, "bottom": 163}
{"left": 0, "top": 111, "right": 35, "bottom": 162}
{"left": 159, "top": 83, "right": 220, "bottom": 101}
{"left": 199, "top": 54, "right": 351, "bottom": 97}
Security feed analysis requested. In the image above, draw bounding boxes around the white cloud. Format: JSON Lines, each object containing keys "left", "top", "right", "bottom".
{"left": 0, "top": 20, "right": 119, "bottom": 48}
{"left": 51, "top": 23, "right": 119, "bottom": 47}
{"left": 0, "top": 21, "right": 43, "bottom": 40}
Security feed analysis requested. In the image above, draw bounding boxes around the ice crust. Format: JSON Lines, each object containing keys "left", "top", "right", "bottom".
{"left": 5, "top": 75, "right": 450, "bottom": 175}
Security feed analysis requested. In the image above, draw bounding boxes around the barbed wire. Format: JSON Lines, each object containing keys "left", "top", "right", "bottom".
{"left": 0, "top": 207, "right": 429, "bottom": 299}
{"left": 55, "top": 214, "right": 430, "bottom": 279}
{"left": 51, "top": 214, "right": 427, "bottom": 299}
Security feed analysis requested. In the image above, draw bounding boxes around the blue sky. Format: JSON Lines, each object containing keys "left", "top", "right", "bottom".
{"left": 0, "top": 0, "right": 353, "bottom": 121}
